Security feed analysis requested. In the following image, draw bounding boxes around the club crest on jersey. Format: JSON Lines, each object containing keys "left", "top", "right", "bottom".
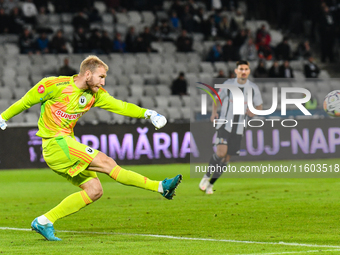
{"left": 85, "top": 147, "right": 94, "bottom": 154}
{"left": 79, "top": 96, "right": 87, "bottom": 106}
{"left": 38, "top": 85, "right": 45, "bottom": 94}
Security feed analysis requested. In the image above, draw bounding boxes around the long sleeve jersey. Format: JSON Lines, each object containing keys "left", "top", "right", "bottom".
{"left": 1, "top": 75, "right": 146, "bottom": 138}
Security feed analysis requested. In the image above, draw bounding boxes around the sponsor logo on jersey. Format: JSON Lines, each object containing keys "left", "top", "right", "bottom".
{"left": 79, "top": 96, "right": 87, "bottom": 106}
{"left": 56, "top": 81, "right": 69, "bottom": 86}
{"left": 85, "top": 147, "right": 94, "bottom": 154}
{"left": 55, "top": 110, "right": 84, "bottom": 120}
{"left": 38, "top": 85, "right": 45, "bottom": 94}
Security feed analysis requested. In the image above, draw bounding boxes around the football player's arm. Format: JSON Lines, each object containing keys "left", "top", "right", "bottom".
{"left": 247, "top": 86, "right": 263, "bottom": 117}
{"left": 94, "top": 90, "right": 166, "bottom": 129}
{"left": 1, "top": 80, "right": 53, "bottom": 122}
{"left": 211, "top": 89, "right": 227, "bottom": 122}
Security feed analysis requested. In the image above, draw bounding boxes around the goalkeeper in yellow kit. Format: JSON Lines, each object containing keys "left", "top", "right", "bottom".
{"left": 0, "top": 55, "right": 182, "bottom": 241}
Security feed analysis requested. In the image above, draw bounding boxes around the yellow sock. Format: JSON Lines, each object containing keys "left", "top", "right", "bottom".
{"left": 44, "top": 191, "right": 93, "bottom": 223}
{"left": 110, "top": 166, "right": 159, "bottom": 192}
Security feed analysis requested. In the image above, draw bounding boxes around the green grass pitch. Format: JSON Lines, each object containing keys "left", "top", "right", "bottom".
{"left": 1, "top": 159, "right": 340, "bottom": 254}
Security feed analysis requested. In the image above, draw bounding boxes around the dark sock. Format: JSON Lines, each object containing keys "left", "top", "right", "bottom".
{"left": 206, "top": 153, "right": 223, "bottom": 177}
{"left": 210, "top": 162, "right": 227, "bottom": 184}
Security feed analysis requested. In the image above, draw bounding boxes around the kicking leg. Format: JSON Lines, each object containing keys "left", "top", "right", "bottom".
{"left": 88, "top": 152, "right": 182, "bottom": 200}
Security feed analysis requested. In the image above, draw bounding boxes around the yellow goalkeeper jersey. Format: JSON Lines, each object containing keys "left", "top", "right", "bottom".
{"left": 1, "top": 75, "right": 146, "bottom": 138}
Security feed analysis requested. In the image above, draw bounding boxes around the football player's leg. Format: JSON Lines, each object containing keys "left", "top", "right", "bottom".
{"left": 88, "top": 152, "right": 182, "bottom": 199}
{"left": 209, "top": 146, "right": 229, "bottom": 185}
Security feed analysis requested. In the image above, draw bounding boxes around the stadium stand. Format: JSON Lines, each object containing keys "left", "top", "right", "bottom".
{"left": 0, "top": 0, "right": 335, "bottom": 125}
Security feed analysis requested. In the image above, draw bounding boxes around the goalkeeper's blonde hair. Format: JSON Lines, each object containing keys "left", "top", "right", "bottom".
{"left": 79, "top": 55, "right": 109, "bottom": 75}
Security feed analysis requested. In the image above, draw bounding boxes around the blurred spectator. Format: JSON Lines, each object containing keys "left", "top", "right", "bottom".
{"left": 3, "top": 0, "right": 19, "bottom": 14}
{"left": 21, "top": 0, "right": 37, "bottom": 25}
{"left": 176, "top": 29, "right": 193, "bottom": 52}
{"left": 268, "top": 61, "right": 281, "bottom": 78}
{"left": 279, "top": 61, "right": 294, "bottom": 78}
{"left": 222, "top": 39, "right": 238, "bottom": 61}
{"left": 228, "top": 70, "right": 236, "bottom": 78}
{"left": 170, "top": 0, "right": 183, "bottom": 18}
{"left": 88, "top": 6, "right": 102, "bottom": 23}
{"left": 125, "top": 26, "right": 137, "bottom": 52}
{"left": 113, "top": 33, "right": 125, "bottom": 53}
{"left": 59, "top": 58, "right": 76, "bottom": 76}
{"left": 73, "top": 27, "right": 88, "bottom": 53}
{"left": 319, "top": 5, "right": 335, "bottom": 63}
{"left": 0, "top": 8, "right": 10, "bottom": 33}
{"left": 160, "top": 21, "right": 172, "bottom": 41}
{"left": 218, "top": 16, "right": 233, "bottom": 39}
{"left": 233, "top": 9, "right": 246, "bottom": 30}
{"left": 170, "top": 12, "right": 180, "bottom": 30}
{"left": 9, "top": 7, "right": 24, "bottom": 34}
{"left": 101, "top": 30, "right": 112, "bottom": 54}
{"left": 50, "top": 29, "right": 68, "bottom": 54}
{"left": 193, "top": 7, "right": 204, "bottom": 32}
{"left": 19, "top": 27, "right": 35, "bottom": 54}
{"left": 294, "top": 40, "right": 312, "bottom": 60}
{"left": 72, "top": 11, "right": 90, "bottom": 31}
{"left": 171, "top": 72, "right": 188, "bottom": 96}
{"left": 257, "top": 37, "right": 273, "bottom": 60}
{"left": 181, "top": 4, "right": 194, "bottom": 32}
{"left": 233, "top": 29, "right": 248, "bottom": 50}
{"left": 240, "top": 37, "right": 257, "bottom": 61}
{"left": 88, "top": 29, "right": 103, "bottom": 54}
{"left": 35, "top": 6, "right": 52, "bottom": 34}
{"left": 253, "top": 60, "right": 268, "bottom": 78}
{"left": 216, "top": 69, "right": 226, "bottom": 78}
{"left": 207, "top": 43, "right": 222, "bottom": 62}
{"left": 140, "top": 26, "right": 157, "bottom": 52}
{"left": 256, "top": 24, "right": 271, "bottom": 46}
{"left": 203, "top": 15, "right": 218, "bottom": 40}
{"left": 275, "top": 36, "right": 291, "bottom": 60}
{"left": 304, "top": 57, "right": 320, "bottom": 78}
{"left": 187, "top": 0, "right": 197, "bottom": 15}
{"left": 35, "top": 32, "right": 49, "bottom": 54}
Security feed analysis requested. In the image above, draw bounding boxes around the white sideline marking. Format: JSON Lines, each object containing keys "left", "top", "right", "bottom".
{"left": 1, "top": 226, "right": 340, "bottom": 250}
{"left": 242, "top": 249, "right": 340, "bottom": 255}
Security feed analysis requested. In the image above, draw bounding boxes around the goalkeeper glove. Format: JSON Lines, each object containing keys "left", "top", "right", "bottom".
{"left": 144, "top": 109, "right": 167, "bottom": 130}
{"left": 0, "top": 115, "right": 7, "bottom": 130}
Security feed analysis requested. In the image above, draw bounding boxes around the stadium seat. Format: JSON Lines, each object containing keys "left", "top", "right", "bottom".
{"left": 175, "top": 53, "right": 188, "bottom": 63}
{"left": 130, "top": 86, "right": 143, "bottom": 97}
{"left": 181, "top": 107, "right": 192, "bottom": 121}
{"left": 0, "top": 87, "right": 13, "bottom": 99}
{"left": 126, "top": 96, "right": 140, "bottom": 105}
{"left": 24, "top": 112, "right": 39, "bottom": 124}
{"left": 187, "top": 63, "right": 200, "bottom": 74}
{"left": 5, "top": 58, "right": 18, "bottom": 67}
{"left": 166, "top": 108, "right": 182, "bottom": 122}
{"left": 94, "top": 1, "right": 107, "bottom": 14}
{"left": 80, "top": 110, "right": 98, "bottom": 125}
{"left": 141, "top": 11, "right": 155, "bottom": 25}
{"left": 4, "top": 43, "right": 19, "bottom": 55}
{"left": 111, "top": 112, "right": 125, "bottom": 124}
{"left": 102, "top": 13, "right": 113, "bottom": 24}
{"left": 149, "top": 54, "right": 163, "bottom": 64}
{"left": 156, "top": 11, "right": 168, "bottom": 20}
{"left": 144, "top": 86, "right": 157, "bottom": 97}
{"left": 156, "top": 85, "right": 171, "bottom": 96}
{"left": 136, "top": 64, "right": 150, "bottom": 75}
{"left": 140, "top": 96, "right": 156, "bottom": 108}
{"left": 173, "top": 63, "right": 188, "bottom": 73}
{"left": 31, "top": 75, "right": 44, "bottom": 85}
{"left": 28, "top": 104, "right": 40, "bottom": 114}
{"left": 162, "top": 53, "right": 176, "bottom": 64}
{"left": 124, "top": 55, "right": 137, "bottom": 65}
{"left": 157, "top": 74, "right": 171, "bottom": 85}
{"left": 0, "top": 99, "right": 10, "bottom": 110}
{"left": 61, "top": 13, "right": 73, "bottom": 24}
{"left": 319, "top": 70, "right": 331, "bottom": 79}
{"left": 116, "top": 13, "right": 129, "bottom": 24}
{"left": 130, "top": 74, "right": 144, "bottom": 85}
{"left": 163, "top": 42, "right": 177, "bottom": 53}
{"left": 9, "top": 113, "right": 24, "bottom": 123}
{"left": 47, "top": 14, "right": 61, "bottom": 25}
{"left": 149, "top": 65, "right": 162, "bottom": 75}
{"left": 161, "top": 63, "right": 176, "bottom": 75}
{"left": 30, "top": 55, "right": 45, "bottom": 65}
{"left": 114, "top": 86, "right": 129, "bottom": 100}
{"left": 13, "top": 88, "right": 26, "bottom": 99}
{"left": 155, "top": 96, "right": 169, "bottom": 108}
{"left": 199, "top": 73, "right": 213, "bottom": 85}
{"left": 128, "top": 11, "right": 142, "bottom": 24}
{"left": 200, "top": 62, "right": 214, "bottom": 73}
{"left": 214, "top": 62, "right": 229, "bottom": 74}
{"left": 29, "top": 66, "right": 44, "bottom": 76}
{"left": 95, "top": 108, "right": 112, "bottom": 123}
{"left": 182, "top": 96, "right": 191, "bottom": 107}
{"left": 169, "top": 96, "right": 182, "bottom": 107}
{"left": 136, "top": 53, "right": 149, "bottom": 63}
{"left": 3, "top": 67, "right": 16, "bottom": 78}
{"left": 143, "top": 74, "right": 157, "bottom": 85}
{"left": 17, "top": 76, "right": 32, "bottom": 89}
{"left": 121, "top": 64, "right": 136, "bottom": 75}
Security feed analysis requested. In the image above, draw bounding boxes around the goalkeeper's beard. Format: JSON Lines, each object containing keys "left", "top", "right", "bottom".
{"left": 86, "top": 79, "right": 100, "bottom": 93}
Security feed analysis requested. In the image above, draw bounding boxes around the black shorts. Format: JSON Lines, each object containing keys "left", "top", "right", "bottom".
{"left": 215, "top": 128, "right": 243, "bottom": 156}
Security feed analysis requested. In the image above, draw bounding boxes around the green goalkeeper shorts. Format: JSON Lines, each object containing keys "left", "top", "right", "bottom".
{"left": 42, "top": 136, "right": 99, "bottom": 186}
